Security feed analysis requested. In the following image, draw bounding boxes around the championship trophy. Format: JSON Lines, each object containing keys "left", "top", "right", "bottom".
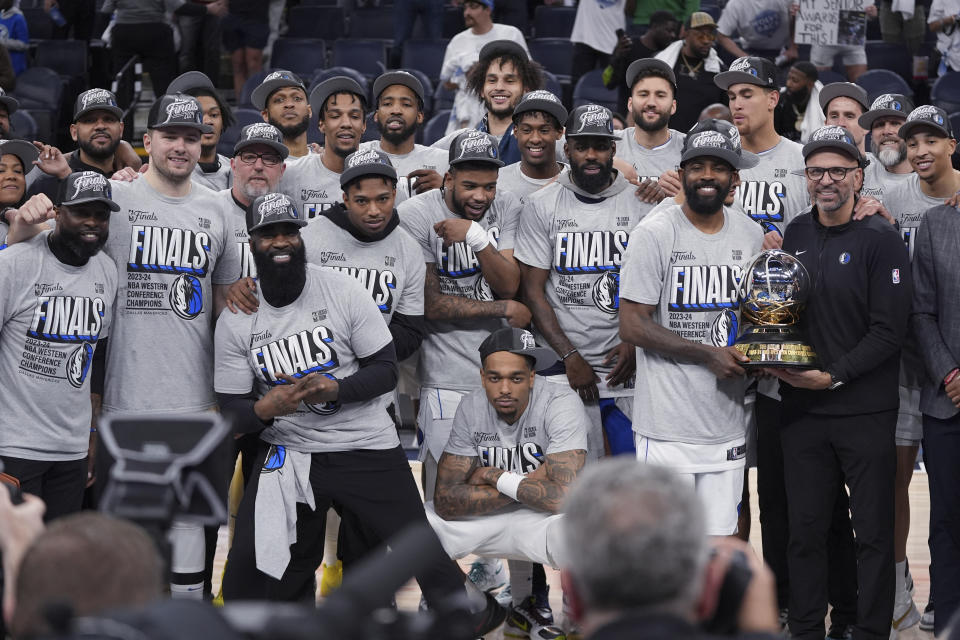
{"left": 734, "top": 250, "right": 819, "bottom": 368}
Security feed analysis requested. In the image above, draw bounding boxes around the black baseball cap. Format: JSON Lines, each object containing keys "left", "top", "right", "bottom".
{"left": 373, "top": 70, "right": 425, "bottom": 104}
{"left": 310, "top": 76, "right": 368, "bottom": 120}
{"left": 340, "top": 149, "right": 398, "bottom": 187}
{"left": 802, "top": 125, "right": 865, "bottom": 166}
{"left": 251, "top": 70, "right": 307, "bottom": 111}
{"left": 625, "top": 58, "right": 677, "bottom": 93}
{"left": 512, "top": 89, "right": 568, "bottom": 128}
{"left": 680, "top": 128, "right": 754, "bottom": 169}
{"left": 714, "top": 56, "right": 778, "bottom": 90}
{"left": 58, "top": 171, "right": 121, "bottom": 211}
{"left": 0, "top": 139, "right": 38, "bottom": 169}
{"left": 73, "top": 88, "right": 123, "bottom": 121}
{"left": 898, "top": 105, "right": 954, "bottom": 140}
{"left": 478, "top": 39, "right": 528, "bottom": 63}
{"left": 858, "top": 93, "right": 914, "bottom": 130}
{"left": 233, "top": 123, "right": 290, "bottom": 158}
{"left": 166, "top": 70, "right": 216, "bottom": 96}
{"left": 246, "top": 193, "right": 307, "bottom": 234}
{"left": 687, "top": 118, "right": 759, "bottom": 168}
{"left": 0, "top": 87, "right": 17, "bottom": 116}
{"left": 565, "top": 104, "right": 619, "bottom": 139}
{"left": 478, "top": 328, "right": 556, "bottom": 372}
{"left": 818, "top": 82, "right": 870, "bottom": 113}
{"left": 147, "top": 94, "right": 213, "bottom": 133}
{"left": 448, "top": 130, "right": 504, "bottom": 167}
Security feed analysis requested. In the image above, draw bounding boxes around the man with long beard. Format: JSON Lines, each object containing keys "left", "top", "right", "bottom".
{"left": 619, "top": 127, "right": 762, "bottom": 537}
{"left": 214, "top": 192, "right": 507, "bottom": 638}
{"left": 858, "top": 94, "right": 915, "bottom": 201}
{"left": 0, "top": 171, "right": 118, "bottom": 520}
{"left": 280, "top": 76, "right": 369, "bottom": 223}
{"left": 252, "top": 70, "right": 314, "bottom": 162}
{"left": 516, "top": 104, "right": 651, "bottom": 462}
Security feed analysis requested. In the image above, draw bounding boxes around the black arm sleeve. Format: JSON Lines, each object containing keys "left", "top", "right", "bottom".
{"left": 173, "top": 2, "right": 207, "bottom": 16}
{"left": 217, "top": 391, "right": 275, "bottom": 434}
{"left": 388, "top": 312, "right": 425, "bottom": 362}
{"left": 337, "top": 341, "right": 398, "bottom": 404}
{"left": 90, "top": 337, "right": 107, "bottom": 396}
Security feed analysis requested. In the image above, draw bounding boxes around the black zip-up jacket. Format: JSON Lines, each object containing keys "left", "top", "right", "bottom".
{"left": 780, "top": 205, "right": 912, "bottom": 416}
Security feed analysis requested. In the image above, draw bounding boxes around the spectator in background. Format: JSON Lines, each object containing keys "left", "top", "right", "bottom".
{"left": 717, "top": 0, "right": 797, "bottom": 63}
{"left": 0, "top": 88, "right": 16, "bottom": 138}
{"left": 929, "top": 0, "right": 960, "bottom": 74}
{"left": 570, "top": 0, "right": 626, "bottom": 89}
{"left": 0, "top": 47, "right": 12, "bottom": 93}
{"left": 775, "top": 61, "right": 823, "bottom": 142}
{"left": 604, "top": 10, "right": 679, "bottom": 121}
{"left": 876, "top": 0, "right": 927, "bottom": 63}
{"left": 221, "top": 0, "right": 267, "bottom": 98}
{"left": 0, "top": 0, "right": 27, "bottom": 77}
{"left": 625, "top": 0, "right": 697, "bottom": 29}
{"left": 655, "top": 12, "right": 727, "bottom": 132}
{"left": 44, "top": 0, "right": 95, "bottom": 40}
{"left": 440, "top": 0, "right": 528, "bottom": 134}
{"left": 393, "top": 0, "right": 444, "bottom": 68}
{"left": 810, "top": 5, "right": 878, "bottom": 81}
{"left": 177, "top": 3, "right": 222, "bottom": 86}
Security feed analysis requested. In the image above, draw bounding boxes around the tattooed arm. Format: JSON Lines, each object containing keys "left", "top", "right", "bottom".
{"left": 423, "top": 264, "right": 531, "bottom": 328}
{"left": 433, "top": 449, "right": 587, "bottom": 519}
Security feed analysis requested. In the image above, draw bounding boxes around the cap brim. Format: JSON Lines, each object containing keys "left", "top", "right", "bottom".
{"left": 0, "top": 96, "right": 18, "bottom": 115}
{"left": 898, "top": 120, "right": 952, "bottom": 141}
{"left": 449, "top": 155, "right": 505, "bottom": 167}
{"left": 251, "top": 79, "right": 305, "bottom": 111}
{"left": 151, "top": 121, "right": 215, "bottom": 134}
{"left": 858, "top": 109, "right": 906, "bottom": 131}
{"left": 63, "top": 196, "right": 121, "bottom": 212}
{"left": 74, "top": 105, "right": 124, "bottom": 122}
{"left": 509, "top": 346, "right": 557, "bottom": 372}
{"left": 233, "top": 137, "right": 290, "bottom": 159}
{"left": 564, "top": 131, "right": 620, "bottom": 140}
{"left": 801, "top": 139, "right": 862, "bottom": 162}
{"left": 0, "top": 139, "right": 39, "bottom": 167}
{"left": 713, "top": 70, "right": 772, "bottom": 91}
{"left": 167, "top": 71, "right": 216, "bottom": 96}
{"left": 680, "top": 146, "right": 743, "bottom": 169}
{"left": 513, "top": 99, "right": 568, "bottom": 128}
{"left": 340, "top": 163, "right": 398, "bottom": 187}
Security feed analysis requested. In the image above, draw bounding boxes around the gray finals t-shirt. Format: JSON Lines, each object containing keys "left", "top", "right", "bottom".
{"left": 192, "top": 154, "right": 233, "bottom": 192}
{"left": 397, "top": 188, "right": 521, "bottom": 391}
{"left": 716, "top": 0, "right": 792, "bottom": 50}
{"left": 301, "top": 215, "right": 426, "bottom": 322}
{"left": 735, "top": 137, "right": 809, "bottom": 236}
{"left": 496, "top": 163, "right": 566, "bottom": 204}
{"left": 279, "top": 154, "right": 343, "bottom": 222}
{"left": 614, "top": 128, "right": 685, "bottom": 181}
{"left": 620, "top": 204, "right": 763, "bottom": 444}
{"left": 215, "top": 265, "right": 397, "bottom": 452}
{"left": 0, "top": 232, "right": 117, "bottom": 460}
{"left": 102, "top": 177, "right": 241, "bottom": 413}
{"left": 214, "top": 189, "right": 257, "bottom": 279}
{"left": 513, "top": 174, "right": 651, "bottom": 379}
{"left": 359, "top": 140, "right": 450, "bottom": 178}
{"left": 445, "top": 378, "right": 589, "bottom": 472}
{"left": 862, "top": 153, "right": 914, "bottom": 201}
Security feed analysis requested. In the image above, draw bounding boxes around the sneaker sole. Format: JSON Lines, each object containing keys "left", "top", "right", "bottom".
{"left": 892, "top": 604, "right": 921, "bottom": 631}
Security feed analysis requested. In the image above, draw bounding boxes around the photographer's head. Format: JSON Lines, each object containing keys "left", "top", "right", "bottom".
{"left": 11, "top": 512, "right": 163, "bottom": 639}
{"left": 561, "top": 460, "right": 709, "bottom": 631}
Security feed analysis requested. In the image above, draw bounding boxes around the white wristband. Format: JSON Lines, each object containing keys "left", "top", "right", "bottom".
{"left": 465, "top": 221, "right": 490, "bottom": 252}
{"left": 496, "top": 471, "right": 524, "bottom": 501}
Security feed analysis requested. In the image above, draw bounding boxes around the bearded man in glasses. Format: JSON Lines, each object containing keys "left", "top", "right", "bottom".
{"left": 767, "top": 124, "right": 912, "bottom": 640}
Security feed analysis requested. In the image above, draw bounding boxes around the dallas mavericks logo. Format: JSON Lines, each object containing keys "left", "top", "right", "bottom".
{"left": 305, "top": 373, "right": 342, "bottom": 416}
{"left": 710, "top": 309, "right": 739, "bottom": 347}
{"left": 474, "top": 276, "right": 494, "bottom": 301}
{"left": 262, "top": 445, "right": 286, "bottom": 473}
{"left": 592, "top": 271, "right": 620, "bottom": 314}
{"left": 169, "top": 274, "right": 203, "bottom": 319}
{"left": 66, "top": 342, "right": 94, "bottom": 388}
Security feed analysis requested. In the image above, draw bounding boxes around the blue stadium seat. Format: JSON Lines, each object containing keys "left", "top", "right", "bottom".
{"left": 349, "top": 8, "right": 394, "bottom": 39}
{"left": 817, "top": 70, "right": 847, "bottom": 85}
{"left": 11, "top": 109, "right": 37, "bottom": 141}
{"left": 855, "top": 69, "right": 913, "bottom": 101}
{"left": 572, "top": 69, "right": 619, "bottom": 112}
{"left": 332, "top": 40, "right": 387, "bottom": 80}
{"left": 533, "top": 6, "right": 576, "bottom": 38}
{"left": 401, "top": 39, "right": 448, "bottom": 86}
{"left": 423, "top": 109, "right": 450, "bottom": 145}
{"left": 442, "top": 6, "right": 465, "bottom": 38}
{"left": 312, "top": 67, "right": 370, "bottom": 102}
{"left": 541, "top": 70, "right": 564, "bottom": 101}
{"left": 361, "top": 111, "right": 379, "bottom": 143}
{"left": 932, "top": 73, "right": 960, "bottom": 114}
{"left": 271, "top": 38, "right": 327, "bottom": 78}
{"left": 12, "top": 67, "right": 63, "bottom": 143}
{"left": 285, "top": 6, "right": 345, "bottom": 40}
{"left": 33, "top": 39, "right": 87, "bottom": 81}
{"left": 433, "top": 82, "right": 455, "bottom": 112}
{"left": 22, "top": 8, "right": 53, "bottom": 40}
{"left": 865, "top": 41, "right": 912, "bottom": 79}
{"left": 218, "top": 107, "right": 265, "bottom": 158}
{"left": 529, "top": 38, "right": 574, "bottom": 82}
{"left": 238, "top": 70, "right": 270, "bottom": 108}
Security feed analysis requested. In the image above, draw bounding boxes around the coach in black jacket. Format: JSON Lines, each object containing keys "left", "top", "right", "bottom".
{"left": 770, "top": 125, "right": 912, "bottom": 640}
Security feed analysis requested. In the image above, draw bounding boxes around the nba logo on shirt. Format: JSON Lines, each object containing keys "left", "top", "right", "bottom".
{"left": 892, "top": 269, "right": 900, "bottom": 284}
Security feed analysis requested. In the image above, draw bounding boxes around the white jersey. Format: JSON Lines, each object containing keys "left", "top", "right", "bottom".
{"left": 736, "top": 137, "right": 808, "bottom": 236}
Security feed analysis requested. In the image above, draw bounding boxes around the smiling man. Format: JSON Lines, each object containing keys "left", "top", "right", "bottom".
{"left": 496, "top": 90, "right": 567, "bottom": 202}
{"left": 0, "top": 171, "right": 118, "bottom": 522}
{"left": 858, "top": 93, "right": 915, "bottom": 201}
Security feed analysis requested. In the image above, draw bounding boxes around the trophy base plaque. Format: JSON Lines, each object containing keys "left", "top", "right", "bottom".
{"left": 734, "top": 326, "right": 818, "bottom": 369}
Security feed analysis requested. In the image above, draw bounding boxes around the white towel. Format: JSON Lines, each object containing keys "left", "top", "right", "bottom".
{"left": 800, "top": 81, "right": 826, "bottom": 143}
{"left": 891, "top": 0, "right": 915, "bottom": 21}
{"left": 655, "top": 40, "right": 724, "bottom": 74}
{"left": 254, "top": 445, "right": 316, "bottom": 580}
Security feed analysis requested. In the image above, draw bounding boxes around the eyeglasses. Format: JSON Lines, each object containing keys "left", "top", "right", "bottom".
{"left": 803, "top": 166, "right": 859, "bottom": 181}
{"left": 238, "top": 151, "right": 283, "bottom": 166}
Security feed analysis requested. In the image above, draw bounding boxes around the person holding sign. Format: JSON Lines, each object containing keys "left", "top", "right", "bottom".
{"left": 795, "top": 0, "right": 878, "bottom": 81}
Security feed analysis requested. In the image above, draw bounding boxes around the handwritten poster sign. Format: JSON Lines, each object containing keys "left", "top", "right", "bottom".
{"left": 795, "top": 0, "right": 867, "bottom": 46}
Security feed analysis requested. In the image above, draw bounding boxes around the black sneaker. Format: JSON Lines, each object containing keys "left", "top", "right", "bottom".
{"left": 470, "top": 591, "right": 507, "bottom": 638}
{"left": 825, "top": 623, "right": 853, "bottom": 640}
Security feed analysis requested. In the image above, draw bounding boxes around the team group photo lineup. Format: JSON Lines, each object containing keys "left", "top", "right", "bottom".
{"left": 0, "top": 0, "right": 959, "bottom": 639}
